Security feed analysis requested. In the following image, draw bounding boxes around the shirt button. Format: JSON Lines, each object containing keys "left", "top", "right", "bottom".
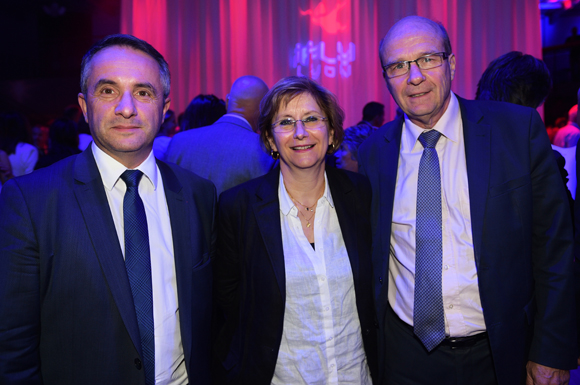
{"left": 379, "top": 276, "right": 383, "bottom": 284}
{"left": 134, "top": 358, "right": 142, "bottom": 370}
{"left": 329, "top": 336, "right": 333, "bottom": 341}
{"left": 444, "top": 265, "right": 449, "bottom": 270}
{"left": 449, "top": 304, "right": 454, "bottom": 309}
{"left": 320, "top": 276, "right": 326, "bottom": 281}
{"left": 325, "top": 306, "right": 330, "bottom": 311}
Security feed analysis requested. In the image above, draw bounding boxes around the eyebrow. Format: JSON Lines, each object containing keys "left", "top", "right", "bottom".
{"left": 385, "top": 51, "right": 440, "bottom": 66}
{"left": 278, "top": 110, "right": 321, "bottom": 118}
{"left": 92, "top": 79, "right": 158, "bottom": 96}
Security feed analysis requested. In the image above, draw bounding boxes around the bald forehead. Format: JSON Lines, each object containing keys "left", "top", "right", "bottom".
{"left": 380, "top": 17, "right": 446, "bottom": 60}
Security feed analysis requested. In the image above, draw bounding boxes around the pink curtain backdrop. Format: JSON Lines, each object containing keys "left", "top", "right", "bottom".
{"left": 120, "top": 0, "right": 542, "bottom": 127}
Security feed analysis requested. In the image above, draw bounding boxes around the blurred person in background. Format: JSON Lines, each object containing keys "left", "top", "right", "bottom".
{"left": 335, "top": 124, "right": 374, "bottom": 173}
{"left": 153, "top": 109, "right": 177, "bottom": 160}
{"left": 357, "top": 101, "right": 385, "bottom": 129}
{"left": 0, "top": 112, "right": 38, "bottom": 176}
{"left": 34, "top": 118, "right": 80, "bottom": 170}
{"left": 180, "top": 94, "right": 226, "bottom": 131}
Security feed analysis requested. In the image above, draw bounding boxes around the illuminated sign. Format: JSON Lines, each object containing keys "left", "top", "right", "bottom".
{"left": 299, "top": 2, "right": 347, "bottom": 34}
{"left": 291, "top": 41, "right": 356, "bottom": 79}
{"left": 293, "top": 2, "right": 354, "bottom": 79}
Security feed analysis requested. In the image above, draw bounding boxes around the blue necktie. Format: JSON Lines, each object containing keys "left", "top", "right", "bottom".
{"left": 414, "top": 130, "right": 445, "bottom": 352}
{"left": 121, "top": 170, "right": 155, "bottom": 385}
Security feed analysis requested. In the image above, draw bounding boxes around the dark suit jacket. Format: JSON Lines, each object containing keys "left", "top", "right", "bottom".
{"left": 213, "top": 166, "right": 378, "bottom": 384}
{"left": 0, "top": 147, "right": 216, "bottom": 384}
{"left": 166, "top": 115, "right": 276, "bottom": 196}
{"left": 358, "top": 97, "right": 577, "bottom": 385}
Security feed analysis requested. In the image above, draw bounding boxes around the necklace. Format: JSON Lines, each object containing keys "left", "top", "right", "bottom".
{"left": 286, "top": 189, "right": 323, "bottom": 228}
{"left": 297, "top": 209, "right": 315, "bottom": 228}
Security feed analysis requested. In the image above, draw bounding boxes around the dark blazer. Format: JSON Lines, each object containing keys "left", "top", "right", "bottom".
{"left": 358, "top": 96, "right": 577, "bottom": 385}
{"left": 0, "top": 147, "right": 216, "bottom": 384}
{"left": 213, "top": 166, "right": 378, "bottom": 384}
{"left": 166, "top": 115, "right": 276, "bottom": 196}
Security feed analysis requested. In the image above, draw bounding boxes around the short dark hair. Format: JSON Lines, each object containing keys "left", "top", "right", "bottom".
{"left": 362, "top": 102, "right": 385, "bottom": 121}
{"left": 259, "top": 76, "right": 344, "bottom": 154}
{"left": 342, "top": 124, "right": 374, "bottom": 162}
{"left": 181, "top": 94, "right": 226, "bottom": 131}
{"left": 475, "top": 51, "right": 552, "bottom": 109}
{"left": 80, "top": 34, "right": 170, "bottom": 99}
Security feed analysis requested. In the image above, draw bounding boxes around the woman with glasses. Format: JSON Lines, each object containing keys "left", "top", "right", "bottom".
{"left": 213, "top": 76, "right": 377, "bottom": 384}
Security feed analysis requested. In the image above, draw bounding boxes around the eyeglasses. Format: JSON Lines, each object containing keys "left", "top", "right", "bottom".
{"left": 382, "top": 52, "right": 451, "bottom": 79}
{"left": 272, "top": 115, "right": 328, "bottom": 133}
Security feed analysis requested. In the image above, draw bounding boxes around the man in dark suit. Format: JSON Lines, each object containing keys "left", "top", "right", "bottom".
{"left": 165, "top": 75, "right": 275, "bottom": 196}
{"left": 358, "top": 16, "right": 576, "bottom": 385}
{"left": 0, "top": 34, "right": 216, "bottom": 384}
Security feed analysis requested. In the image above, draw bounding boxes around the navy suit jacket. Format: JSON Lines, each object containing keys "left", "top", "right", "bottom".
{"left": 166, "top": 115, "right": 276, "bottom": 196}
{"left": 213, "top": 166, "right": 378, "bottom": 384}
{"left": 358, "top": 97, "right": 577, "bottom": 385}
{"left": 0, "top": 147, "right": 216, "bottom": 384}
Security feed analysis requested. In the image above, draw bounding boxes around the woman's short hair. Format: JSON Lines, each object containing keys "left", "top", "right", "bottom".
{"left": 259, "top": 76, "right": 344, "bottom": 153}
{"left": 342, "top": 124, "right": 374, "bottom": 162}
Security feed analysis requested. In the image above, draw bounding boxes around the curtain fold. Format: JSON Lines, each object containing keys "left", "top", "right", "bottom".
{"left": 121, "top": 0, "right": 541, "bottom": 127}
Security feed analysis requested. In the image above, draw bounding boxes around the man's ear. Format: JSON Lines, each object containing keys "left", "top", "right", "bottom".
{"left": 78, "top": 93, "right": 89, "bottom": 123}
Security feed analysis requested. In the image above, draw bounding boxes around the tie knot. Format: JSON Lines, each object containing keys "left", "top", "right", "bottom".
{"left": 121, "top": 170, "right": 144, "bottom": 188}
{"left": 418, "top": 130, "right": 442, "bottom": 149}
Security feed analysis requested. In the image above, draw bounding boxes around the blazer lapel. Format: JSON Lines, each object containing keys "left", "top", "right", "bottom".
{"left": 73, "top": 148, "right": 142, "bottom": 356}
{"left": 253, "top": 169, "right": 286, "bottom": 300}
{"left": 327, "top": 168, "right": 360, "bottom": 282}
{"left": 378, "top": 119, "right": 404, "bottom": 284}
{"left": 459, "top": 97, "right": 490, "bottom": 268}
{"left": 156, "top": 161, "right": 198, "bottom": 367}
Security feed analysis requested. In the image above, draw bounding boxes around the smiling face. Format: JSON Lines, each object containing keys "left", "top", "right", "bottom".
{"left": 268, "top": 92, "right": 333, "bottom": 174}
{"left": 78, "top": 46, "right": 170, "bottom": 168}
{"left": 380, "top": 19, "right": 455, "bottom": 129}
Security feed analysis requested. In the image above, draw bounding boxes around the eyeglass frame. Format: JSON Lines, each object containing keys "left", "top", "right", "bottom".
{"left": 382, "top": 52, "right": 452, "bottom": 79}
{"left": 271, "top": 116, "right": 328, "bottom": 133}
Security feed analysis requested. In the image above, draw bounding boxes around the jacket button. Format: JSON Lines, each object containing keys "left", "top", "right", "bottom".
{"left": 134, "top": 358, "right": 142, "bottom": 370}
{"left": 364, "top": 328, "right": 370, "bottom": 336}
{"left": 379, "top": 276, "right": 383, "bottom": 284}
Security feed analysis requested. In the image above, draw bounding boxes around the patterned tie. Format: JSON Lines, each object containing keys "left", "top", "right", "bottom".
{"left": 121, "top": 170, "right": 155, "bottom": 385}
{"left": 414, "top": 130, "right": 445, "bottom": 352}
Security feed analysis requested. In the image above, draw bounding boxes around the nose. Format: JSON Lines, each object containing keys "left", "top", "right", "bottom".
{"left": 115, "top": 91, "right": 137, "bottom": 119}
{"left": 293, "top": 120, "right": 309, "bottom": 139}
{"left": 407, "top": 62, "right": 426, "bottom": 86}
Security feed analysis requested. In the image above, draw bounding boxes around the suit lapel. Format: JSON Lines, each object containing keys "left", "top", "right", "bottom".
{"left": 156, "top": 161, "right": 197, "bottom": 366}
{"left": 73, "top": 148, "right": 142, "bottom": 356}
{"left": 458, "top": 97, "right": 490, "bottom": 268}
{"left": 378, "top": 119, "right": 404, "bottom": 284}
{"left": 327, "top": 168, "right": 360, "bottom": 282}
{"left": 253, "top": 169, "right": 286, "bottom": 300}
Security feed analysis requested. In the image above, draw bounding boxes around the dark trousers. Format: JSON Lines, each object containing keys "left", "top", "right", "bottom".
{"left": 381, "top": 304, "right": 498, "bottom": 385}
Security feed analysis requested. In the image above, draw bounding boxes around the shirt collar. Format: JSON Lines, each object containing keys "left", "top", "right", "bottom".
{"left": 278, "top": 171, "right": 334, "bottom": 217}
{"left": 403, "top": 91, "right": 461, "bottom": 149}
{"left": 91, "top": 142, "right": 158, "bottom": 191}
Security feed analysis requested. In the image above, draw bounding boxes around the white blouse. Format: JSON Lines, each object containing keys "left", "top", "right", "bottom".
{"left": 272, "top": 172, "right": 371, "bottom": 385}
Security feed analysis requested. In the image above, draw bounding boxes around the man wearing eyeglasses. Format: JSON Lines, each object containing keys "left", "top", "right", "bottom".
{"left": 358, "top": 16, "right": 576, "bottom": 385}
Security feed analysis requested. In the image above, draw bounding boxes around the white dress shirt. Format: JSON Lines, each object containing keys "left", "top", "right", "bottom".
{"left": 92, "top": 143, "right": 187, "bottom": 385}
{"left": 272, "top": 172, "right": 371, "bottom": 385}
{"left": 388, "top": 92, "right": 487, "bottom": 337}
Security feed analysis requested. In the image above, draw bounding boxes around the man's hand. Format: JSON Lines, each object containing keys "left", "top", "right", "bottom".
{"left": 526, "top": 361, "right": 570, "bottom": 385}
